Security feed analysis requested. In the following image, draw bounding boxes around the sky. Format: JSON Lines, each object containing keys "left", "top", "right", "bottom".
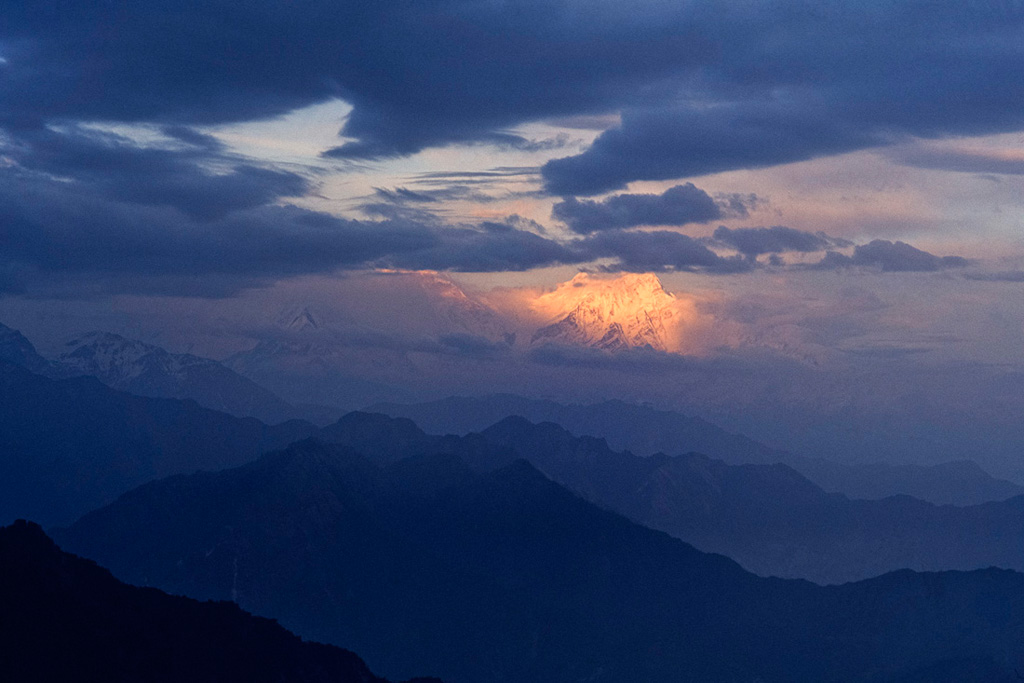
{"left": 3, "top": 1, "right": 1024, "bottom": 474}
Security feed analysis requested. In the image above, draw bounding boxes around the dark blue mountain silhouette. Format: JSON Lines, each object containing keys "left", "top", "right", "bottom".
{"left": 58, "top": 438, "right": 1024, "bottom": 682}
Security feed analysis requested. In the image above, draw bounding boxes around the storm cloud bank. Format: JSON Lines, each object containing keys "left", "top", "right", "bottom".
{"left": 3, "top": 1, "right": 1023, "bottom": 194}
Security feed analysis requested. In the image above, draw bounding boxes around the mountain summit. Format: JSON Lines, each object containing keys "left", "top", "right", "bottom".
{"left": 531, "top": 273, "right": 680, "bottom": 351}
{"left": 281, "top": 306, "right": 322, "bottom": 332}
{"left": 57, "top": 331, "right": 296, "bottom": 423}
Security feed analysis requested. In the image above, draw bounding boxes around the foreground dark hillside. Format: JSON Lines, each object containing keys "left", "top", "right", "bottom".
{"left": 0, "top": 520, "right": 438, "bottom": 683}
{"left": 59, "top": 440, "right": 1024, "bottom": 683}
{"left": 0, "top": 360, "right": 316, "bottom": 526}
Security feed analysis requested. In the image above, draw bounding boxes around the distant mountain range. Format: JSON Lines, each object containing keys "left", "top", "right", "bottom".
{"left": 0, "top": 360, "right": 316, "bottom": 526}
{"left": 56, "top": 331, "right": 300, "bottom": 424}
{"left": 473, "top": 415, "right": 1024, "bottom": 583}
{"left": 0, "top": 321, "right": 302, "bottom": 424}
{"left": 0, "top": 520, "right": 438, "bottom": 683}
{"left": 369, "top": 394, "right": 1024, "bottom": 506}
{"left": 786, "top": 455, "right": 1024, "bottom": 507}
{"left": 57, "top": 439, "right": 1024, "bottom": 682}
{"left": 5, "top": 353, "right": 1024, "bottom": 582}
{"left": 312, "top": 412, "right": 1024, "bottom": 582}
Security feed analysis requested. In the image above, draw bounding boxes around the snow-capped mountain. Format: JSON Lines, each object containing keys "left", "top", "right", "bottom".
{"left": 57, "top": 332, "right": 297, "bottom": 423}
{"left": 417, "top": 271, "right": 510, "bottom": 339}
{"left": 530, "top": 273, "right": 680, "bottom": 351}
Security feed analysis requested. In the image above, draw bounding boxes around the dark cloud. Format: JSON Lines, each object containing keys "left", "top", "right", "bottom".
{"left": 363, "top": 181, "right": 548, "bottom": 223}
{"left": 0, "top": 122, "right": 975, "bottom": 299}
{"left": 370, "top": 185, "right": 505, "bottom": 206}
{"left": 160, "top": 125, "right": 226, "bottom": 152}
{"left": 357, "top": 202, "right": 444, "bottom": 223}
{"left": 814, "top": 240, "right": 970, "bottom": 272}
{"left": 373, "top": 187, "right": 442, "bottom": 204}
{"left": 540, "top": 4, "right": 1024, "bottom": 194}
{"left": 885, "top": 145, "right": 1024, "bottom": 175}
{"left": 5, "top": 126, "right": 311, "bottom": 221}
{"left": 551, "top": 183, "right": 725, "bottom": 234}
{"left": 542, "top": 101, "right": 888, "bottom": 195}
{"left": 0, "top": 165, "right": 577, "bottom": 295}
{"left": 714, "top": 193, "right": 764, "bottom": 218}
{"left": 475, "top": 132, "right": 574, "bottom": 153}
{"left": 0, "top": 170, "right": 433, "bottom": 294}
{"left": 411, "top": 168, "right": 540, "bottom": 182}
{"left": 6, "top": 0, "right": 1023, "bottom": 184}
{"left": 576, "top": 230, "right": 742, "bottom": 273}
{"left": 543, "top": 114, "right": 621, "bottom": 131}
{"left": 0, "top": 120, "right": 585, "bottom": 292}
{"left": 813, "top": 251, "right": 858, "bottom": 271}
{"left": 713, "top": 225, "right": 851, "bottom": 257}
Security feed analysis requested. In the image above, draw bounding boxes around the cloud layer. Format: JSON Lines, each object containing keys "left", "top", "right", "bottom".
{"left": 552, "top": 184, "right": 727, "bottom": 234}
{"left": 0, "top": 129, "right": 971, "bottom": 296}
{"left": 813, "top": 240, "right": 969, "bottom": 272}
{"left": 4, "top": 1, "right": 1023, "bottom": 196}
{"left": 713, "top": 226, "right": 851, "bottom": 257}
{"left": 0, "top": 2, "right": 1000, "bottom": 295}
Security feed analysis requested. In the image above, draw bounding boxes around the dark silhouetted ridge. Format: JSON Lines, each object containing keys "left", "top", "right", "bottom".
{"left": 371, "top": 394, "right": 1024, "bottom": 505}
{"left": 0, "top": 520, "right": 439, "bottom": 683}
{"left": 0, "top": 360, "right": 316, "bottom": 526}
{"left": 58, "top": 440, "right": 1024, "bottom": 683}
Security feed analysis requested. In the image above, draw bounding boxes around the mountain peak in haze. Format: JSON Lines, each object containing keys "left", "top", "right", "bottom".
{"left": 60, "top": 331, "right": 171, "bottom": 380}
{"left": 531, "top": 272, "right": 679, "bottom": 351}
{"left": 283, "top": 306, "right": 322, "bottom": 332}
{"left": 57, "top": 331, "right": 296, "bottom": 423}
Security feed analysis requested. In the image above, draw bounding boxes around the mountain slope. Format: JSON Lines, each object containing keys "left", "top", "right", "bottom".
{"left": 0, "top": 360, "right": 316, "bottom": 526}
{"left": 367, "top": 394, "right": 784, "bottom": 465}
{"left": 0, "top": 520, "right": 437, "bottom": 683}
{"left": 476, "top": 416, "right": 1024, "bottom": 583}
{"left": 369, "top": 394, "right": 1022, "bottom": 505}
{"left": 321, "top": 412, "right": 1024, "bottom": 583}
{"left": 57, "top": 442, "right": 1024, "bottom": 682}
{"left": 0, "top": 321, "right": 57, "bottom": 375}
{"left": 530, "top": 272, "right": 680, "bottom": 351}
{"left": 57, "top": 331, "right": 298, "bottom": 423}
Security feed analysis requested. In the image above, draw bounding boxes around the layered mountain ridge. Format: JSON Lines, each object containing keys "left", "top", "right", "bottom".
{"left": 58, "top": 438, "right": 1024, "bottom": 682}
{"left": 370, "top": 394, "right": 1024, "bottom": 506}
{"left": 0, "top": 359, "right": 316, "bottom": 526}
